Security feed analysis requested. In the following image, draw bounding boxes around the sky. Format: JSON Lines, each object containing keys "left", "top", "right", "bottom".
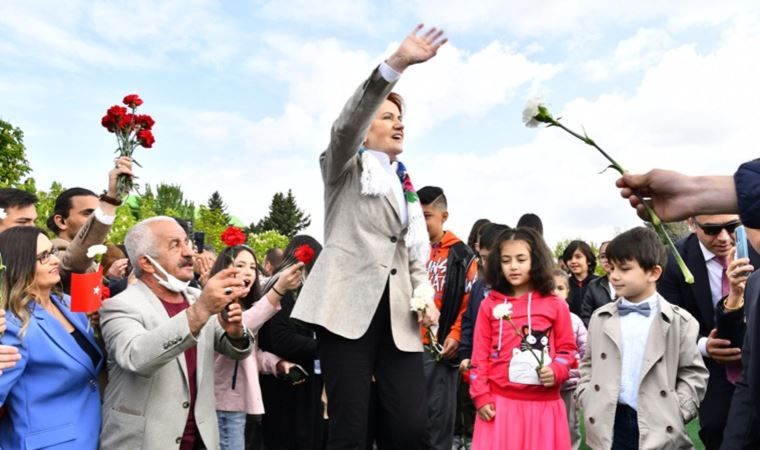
{"left": 2, "top": 0, "right": 759, "bottom": 249}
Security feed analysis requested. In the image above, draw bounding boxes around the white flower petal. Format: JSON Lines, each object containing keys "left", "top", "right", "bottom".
{"left": 87, "top": 244, "right": 108, "bottom": 259}
{"left": 522, "top": 97, "right": 544, "bottom": 128}
{"left": 0, "top": 208, "right": 6, "bottom": 220}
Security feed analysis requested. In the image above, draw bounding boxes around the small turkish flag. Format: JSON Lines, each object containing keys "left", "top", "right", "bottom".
{"left": 71, "top": 267, "right": 105, "bottom": 313}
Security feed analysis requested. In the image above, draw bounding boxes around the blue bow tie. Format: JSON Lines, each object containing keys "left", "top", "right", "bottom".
{"left": 618, "top": 302, "right": 651, "bottom": 317}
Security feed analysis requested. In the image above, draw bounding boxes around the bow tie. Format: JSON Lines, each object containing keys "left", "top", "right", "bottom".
{"left": 618, "top": 302, "right": 651, "bottom": 317}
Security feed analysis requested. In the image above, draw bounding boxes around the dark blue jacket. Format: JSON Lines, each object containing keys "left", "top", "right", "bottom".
{"left": 458, "top": 279, "right": 489, "bottom": 360}
{"left": 735, "top": 159, "right": 760, "bottom": 228}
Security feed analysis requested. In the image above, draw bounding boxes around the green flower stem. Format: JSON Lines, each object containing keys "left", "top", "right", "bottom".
{"left": 543, "top": 116, "right": 695, "bottom": 284}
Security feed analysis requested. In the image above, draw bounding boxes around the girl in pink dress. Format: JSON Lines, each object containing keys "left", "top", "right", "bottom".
{"left": 470, "top": 227, "right": 577, "bottom": 450}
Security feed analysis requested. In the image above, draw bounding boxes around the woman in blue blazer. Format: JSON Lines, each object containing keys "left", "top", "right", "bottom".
{"left": 0, "top": 227, "right": 103, "bottom": 450}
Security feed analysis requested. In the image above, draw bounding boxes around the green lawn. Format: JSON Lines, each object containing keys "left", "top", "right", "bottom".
{"left": 578, "top": 417, "right": 704, "bottom": 449}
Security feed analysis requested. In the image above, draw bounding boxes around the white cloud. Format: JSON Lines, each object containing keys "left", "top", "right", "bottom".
{"left": 580, "top": 28, "right": 674, "bottom": 81}
{"left": 410, "top": 0, "right": 760, "bottom": 37}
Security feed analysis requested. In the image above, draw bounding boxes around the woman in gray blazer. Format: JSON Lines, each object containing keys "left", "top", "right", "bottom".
{"left": 291, "top": 25, "right": 447, "bottom": 449}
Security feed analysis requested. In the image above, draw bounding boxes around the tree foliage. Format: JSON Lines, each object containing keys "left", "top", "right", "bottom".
{"left": 0, "top": 119, "right": 33, "bottom": 189}
{"left": 252, "top": 190, "right": 311, "bottom": 238}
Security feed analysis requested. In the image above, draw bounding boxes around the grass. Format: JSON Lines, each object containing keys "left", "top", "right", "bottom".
{"left": 578, "top": 416, "right": 704, "bottom": 449}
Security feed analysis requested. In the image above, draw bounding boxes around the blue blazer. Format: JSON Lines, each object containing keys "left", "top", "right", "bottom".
{"left": 0, "top": 295, "right": 104, "bottom": 450}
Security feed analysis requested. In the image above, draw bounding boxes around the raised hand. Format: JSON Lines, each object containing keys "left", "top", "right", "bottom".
{"left": 386, "top": 24, "right": 448, "bottom": 73}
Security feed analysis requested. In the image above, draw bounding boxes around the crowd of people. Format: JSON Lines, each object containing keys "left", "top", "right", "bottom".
{"left": 1, "top": 24, "right": 760, "bottom": 450}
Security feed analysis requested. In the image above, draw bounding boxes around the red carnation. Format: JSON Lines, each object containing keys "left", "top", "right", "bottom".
{"left": 294, "top": 245, "right": 315, "bottom": 265}
{"left": 118, "top": 113, "right": 135, "bottom": 131}
{"left": 123, "top": 94, "right": 143, "bottom": 108}
{"left": 137, "top": 129, "right": 155, "bottom": 148}
{"left": 136, "top": 114, "right": 155, "bottom": 130}
{"left": 101, "top": 114, "right": 117, "bottom": 132}
{"left": 107, "top": 105, "right": 127, "bottom": 118}
{"left": 220, "top": 226, "right": 247, "bottom": 247}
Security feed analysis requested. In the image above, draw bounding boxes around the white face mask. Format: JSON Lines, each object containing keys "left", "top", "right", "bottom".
{"left": 145, "top": 254, "right": 191, "bottom": 293}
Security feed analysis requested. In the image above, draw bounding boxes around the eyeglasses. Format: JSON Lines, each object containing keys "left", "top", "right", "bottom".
{"left": 694, "top": 220, "right": 741, "bottom": 236}
{"left": 36, "top": 247, "right": 61, "bottom": 264}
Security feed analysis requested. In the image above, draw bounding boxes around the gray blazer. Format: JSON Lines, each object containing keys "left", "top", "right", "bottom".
{"left": 291, "top": 67, "right": 429, "bottom": 352}
{"left": 99, "top": 281, "right": 252, "bottom": 450}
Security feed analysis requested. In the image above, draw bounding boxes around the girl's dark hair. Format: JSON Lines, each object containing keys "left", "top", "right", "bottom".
{"left": 272, "top": 235, "right": 323, "bottom": 275}
{"left": 561, "top": 240, "right": 597, "bottom": 274}
{"left": 209, "top": 245, "right": 262, "bottom": 310}
{"left": 467, "top": 218, "right": 491, "bottom": 252}
{"left": 0, "top": 227, "right": 51, "bottom": 335}
{"left": 485, "top": 227, "right": 555, "bottom": 296}
{"left": 478, "top": 223, "right": 510, "bottom": 252}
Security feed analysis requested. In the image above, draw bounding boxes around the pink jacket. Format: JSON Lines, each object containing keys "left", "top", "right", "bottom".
{"left": 562, "top": 312, "right": 588, "bottom": 391}
{"left": 214, "top": 296, "right": 282, "bottom": 414}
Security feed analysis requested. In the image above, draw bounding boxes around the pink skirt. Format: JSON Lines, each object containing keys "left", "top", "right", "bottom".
{"left": 472, "top": 395, "right": 571, "bottom": 450}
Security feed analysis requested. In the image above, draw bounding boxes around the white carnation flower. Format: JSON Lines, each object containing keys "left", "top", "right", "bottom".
{"left": 522, "top": 97, "right": 545, "bottom": 128}
{"left": 86, "top": 244, "right": 108, "bottom": 259}
{"left": 410, "top": 283, "right": 434, "bottom": 312}
{"left": 493, "top": 302, "right": 513, "bottom": 320}
{"left": 0, "top": 208, "right": 6, "bottom": 220}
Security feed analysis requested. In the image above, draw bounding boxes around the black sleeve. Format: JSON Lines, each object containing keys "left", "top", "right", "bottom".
{"left": 267, "top": 295, "right": 318, "bottom": 366}
{"left": 716, "top": 300, "right": 746, "bottom": 348}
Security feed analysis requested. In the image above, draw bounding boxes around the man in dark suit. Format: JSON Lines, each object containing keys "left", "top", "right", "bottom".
{"left": 658, "top": 214, "right": 760, "bottom": 449}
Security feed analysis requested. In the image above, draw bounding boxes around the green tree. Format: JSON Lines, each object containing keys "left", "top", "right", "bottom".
{"left": 195, "top": 205, "right": 229, "bottom": 252}
{"left": 107, "top": 204, "right": 139, "bottom": 244}
{"left": 34, "top": 181, "right": 65, "bottom": 235}
{"left": 249, "top": 230, "right": 290, "bottom": 262}
{"left": 0, "top": 119, "right": 33, "bottom": 189}
{"left": 207, "top": 191, "right": 230, "bottom": 222}
{"left": 155, "top": 183, "right": 195, "bottom": 220}
{"left": 252, "top": 189, "right": 311, "bottom": 238}
{"left": 138, "top": 185, "right": 157, "bottom": 221}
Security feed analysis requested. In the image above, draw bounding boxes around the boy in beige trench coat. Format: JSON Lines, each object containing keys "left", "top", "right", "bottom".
{"left": 578, "top": 227, "right": 708, "bottom": 450}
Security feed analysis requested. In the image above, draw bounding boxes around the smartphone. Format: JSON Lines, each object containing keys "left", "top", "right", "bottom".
{"left": 286, "top": 364, "right": 309, "bottom": 384}
{"left": 194, "top": 232, "right": 206, "bottom": 253}
{"left": 736, "top": 226, "right": 749, "bottom": 260}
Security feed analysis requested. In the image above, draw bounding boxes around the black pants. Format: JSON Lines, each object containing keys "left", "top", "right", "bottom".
{"left": 699, "top": 361, "right": 736, "bottom": 450}
{"left": 317, "top": 282, "right": 431, "bottom": 450}
{"left": 612, "top": 404, "right": 639, "bottom": 450}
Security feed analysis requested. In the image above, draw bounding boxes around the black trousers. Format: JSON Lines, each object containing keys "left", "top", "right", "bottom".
{"left": 317, "top": 282, "right": 431, "bottom": 450}
{"left": 699, "top": 360, "right": 736, "bottom": 450}
{"left": 612, "top": 404, "right": 639, "bottom": 450}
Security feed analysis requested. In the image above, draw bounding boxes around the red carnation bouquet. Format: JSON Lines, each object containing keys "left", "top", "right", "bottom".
{"left": 101, "top": 94, "right": 155, "bottom": 198}
{"left": 221, "top": 226, "right": 248, "bottom": 247}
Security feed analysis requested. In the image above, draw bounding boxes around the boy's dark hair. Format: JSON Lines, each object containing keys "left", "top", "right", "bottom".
{"left": 486, "top": 227, "right": 555, "bottom": 296}
{"left": 517, "top": 213, "right": 543, "bottom": 236}
{"left": 467, "top": 218, "right": 491, "bottom": 251}
{"left": 561, "top": 240, "right": 597, "bottom": 274}
{"left": 417, "top": 186, "right": 447, "bottom": 210}
{"left": 0, "top": 188, "right": 38, "bottom": 210}
{"left": 478, "top": 223, "right": 511, "bottom": 252}
{"left": 46, "top": 187, "right": 97, "bottom": 234}
{"left": 606, "top": 227, "right": 667, "bottom": 272}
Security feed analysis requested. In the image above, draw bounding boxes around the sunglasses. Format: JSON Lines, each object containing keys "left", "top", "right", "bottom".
{"left": 694, "top": 220, "right": 741, "bottom": 236}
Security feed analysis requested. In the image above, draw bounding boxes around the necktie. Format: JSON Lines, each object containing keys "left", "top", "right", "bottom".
{"left": 716, "top": 255, "right": 730, "bottom": 297}
{"left": 618, "top": 302, "right": 651, "bottom": 317}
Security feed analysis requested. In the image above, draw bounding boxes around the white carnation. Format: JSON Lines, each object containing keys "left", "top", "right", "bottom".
{"left": 522, "top": 97, "right": 544, "bottom": 128}
{"left": 86, "top": 244, "right": 108, "bottom": 259}
{"left": 410, "top": 283, "right": 434, "bottom": 312}
{"left": 0, "top": 208, "right": 6, "bottom": 220}
{"left": 493, "top": 302, "right": 513, "bottom": 320}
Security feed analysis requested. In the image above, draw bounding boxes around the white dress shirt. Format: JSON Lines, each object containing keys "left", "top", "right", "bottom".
{"left": 618, "top": 293, "right": 660, "bottom": 409}
{"left": 696, "top": 242, "right": 728, "bottom": 357}
{"left": 366, "top": 150, "right": 408, "bottom": 225}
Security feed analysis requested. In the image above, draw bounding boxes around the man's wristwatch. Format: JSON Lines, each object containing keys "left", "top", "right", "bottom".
{"left": 99, "top": 191, "right": 123, "bottom": 206}
{"left": 225, "top": 327, "right": 251, "bottom": 346}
